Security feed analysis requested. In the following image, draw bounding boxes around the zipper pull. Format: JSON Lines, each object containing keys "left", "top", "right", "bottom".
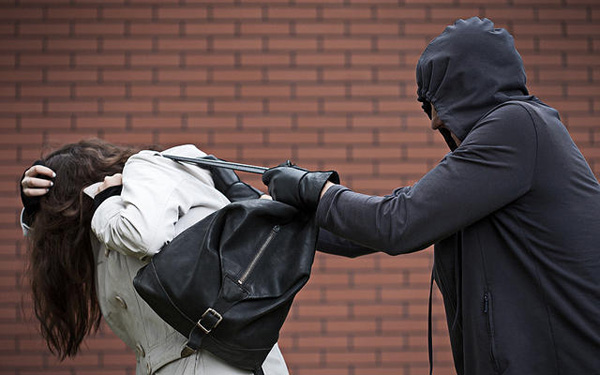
{"left": 483, "top": 293, "right": 489, "bottom": 313}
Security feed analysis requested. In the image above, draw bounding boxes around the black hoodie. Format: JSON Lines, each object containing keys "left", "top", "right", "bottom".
{"left": 316, "top": 17, "right": 600, "bottom": 375}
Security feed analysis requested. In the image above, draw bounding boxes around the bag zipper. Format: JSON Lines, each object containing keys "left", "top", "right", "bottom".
{"left": 237, "top": 225, "right": 280, "bottom": 285}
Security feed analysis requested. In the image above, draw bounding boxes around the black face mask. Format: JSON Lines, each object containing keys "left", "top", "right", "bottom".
{"left": 439, "top": 127, "right": 458, "bottom": 151}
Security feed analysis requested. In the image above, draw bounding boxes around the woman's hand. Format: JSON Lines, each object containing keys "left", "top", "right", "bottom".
{"left": 96, "top": 174, "right": 122, "bottom": 195}
{"left": 21, "top": 165, "right": 55, "bottom": 197}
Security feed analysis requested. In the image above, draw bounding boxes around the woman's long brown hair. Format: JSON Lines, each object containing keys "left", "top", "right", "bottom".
{"left": 27, "top": 139, "right": 139, "bottom": 359}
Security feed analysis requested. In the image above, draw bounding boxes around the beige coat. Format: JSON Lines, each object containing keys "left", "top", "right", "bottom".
{"left": 88, "top": 145, "right": 289, "bottom": 375}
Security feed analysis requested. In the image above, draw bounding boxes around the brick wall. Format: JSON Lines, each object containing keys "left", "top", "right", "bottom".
{"left": 1, "top": 1, "right": 598, "bottom": 374}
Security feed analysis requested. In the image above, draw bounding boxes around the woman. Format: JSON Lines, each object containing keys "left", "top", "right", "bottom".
{"left": 20, "top": 139, "right": 288, "bottom": 375}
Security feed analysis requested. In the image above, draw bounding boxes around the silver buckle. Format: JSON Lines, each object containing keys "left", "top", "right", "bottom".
{"left": 197, "top": 308, "right": 223, "bottom": 334}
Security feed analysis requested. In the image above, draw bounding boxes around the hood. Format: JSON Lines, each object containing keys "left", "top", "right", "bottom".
{"left": 416, "top": 17, "right": 532, "bottom": 146}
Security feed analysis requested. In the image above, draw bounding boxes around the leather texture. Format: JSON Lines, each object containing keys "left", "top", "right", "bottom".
{"left": 133, "top": 198, "right": 318, "bottom": 374}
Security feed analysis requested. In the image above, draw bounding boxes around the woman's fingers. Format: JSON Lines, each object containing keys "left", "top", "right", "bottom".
{"left": 96, "top": 173, "right": 123, "bottom": 194}
{"left": 21, "top": 176, "right": 53, "bottom": 189}
{"left": 24, "top": 165, "right": 56, "bottom": 179}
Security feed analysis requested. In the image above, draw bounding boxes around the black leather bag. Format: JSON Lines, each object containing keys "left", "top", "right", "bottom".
{"left": 133, "top": 198, "right": 318, "bottom": 375}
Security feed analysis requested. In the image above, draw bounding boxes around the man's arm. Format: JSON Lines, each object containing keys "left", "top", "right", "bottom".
{"left": 316, "top": 104, "right": 537, "bottom": 255}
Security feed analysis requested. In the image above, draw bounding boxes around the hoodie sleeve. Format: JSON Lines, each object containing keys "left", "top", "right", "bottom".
{"left": 316, "top": 103, "right": 537, "bottom": 255}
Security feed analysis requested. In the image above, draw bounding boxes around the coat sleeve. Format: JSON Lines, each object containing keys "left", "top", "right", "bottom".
{"left": 316, "top": 104, "right": 537, "bottom": 255}
{"left": 91, "top": 147, "right": 229, "bottom": 260}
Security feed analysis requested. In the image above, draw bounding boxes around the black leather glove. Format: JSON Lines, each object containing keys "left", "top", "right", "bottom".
{"left": 262, "top": 162, "right": 339, "bottom": 211}
{"left": 204, "top": 155, "right": 263, "bottom": 202}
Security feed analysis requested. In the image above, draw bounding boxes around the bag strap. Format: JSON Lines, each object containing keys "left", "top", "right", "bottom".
{"left": 162, "top": 154, "right": 269, "bottom": 175}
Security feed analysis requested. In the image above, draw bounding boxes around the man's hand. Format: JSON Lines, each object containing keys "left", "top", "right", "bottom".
{"left": 262, "top": 163, "right": 339, "bottom": 211}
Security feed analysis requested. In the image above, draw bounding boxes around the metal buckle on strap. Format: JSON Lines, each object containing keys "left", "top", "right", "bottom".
{"left": 197, "top": 308, "right": 223, "bottom": 334}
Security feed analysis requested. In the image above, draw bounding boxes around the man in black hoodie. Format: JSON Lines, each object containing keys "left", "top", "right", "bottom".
{"left": 263, "top": 17, "right": 600, "bottom": 375}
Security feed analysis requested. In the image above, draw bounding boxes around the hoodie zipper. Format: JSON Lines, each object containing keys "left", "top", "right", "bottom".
{"left": 483, "top": 291, "right": 501, "bottom": 373}
{"left": 237, "top": 225, "right": 280, "bottom": 285}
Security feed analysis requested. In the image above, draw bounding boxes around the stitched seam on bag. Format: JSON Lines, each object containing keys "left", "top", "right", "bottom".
{"left": 151, "top": 260, "right": 196, "bottom": 326}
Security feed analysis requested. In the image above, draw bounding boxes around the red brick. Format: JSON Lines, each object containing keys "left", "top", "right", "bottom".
{"left": 20, "top": 117, "right": 71, "bottom": 130}
{"left": 540, "top": 38, "right": 589, "bottom": 52}
{"left": 296, "top": 84, "right": 345, "bottom": 98}
{"left": 240, "top": 84, "right": 290, "bottom": 98}
{"left": 351, "top": 52, "right": 403, "bottom": 67}
{"left": 77, "top": 116, "right": 126, "bottom": 129}
{"left": 102, "top": 70, "right": 152, "bottom": 82}
{"left": 157, "top": 131, "right": 208, "bottom": 146}
{"left": 131, "top": 53, "right": 180, "bottom": 67}
{"left": 157, "top": 38, "right": 208, "bottom": 51}
{"left": 326, "top": 351, "right": 377, "bottom": 365}
{"left": 295, "top": 52, "right": 345, "bottom": 67}
{"left": 185, "top": 23, "right": 236, "bottom": 36}
{"left": 240, "top": 22, "right": 290, "bottom": 35}
{"left": 48, "top": 100, "right": 98, "bottom": 113}
{"left": 21, "top": 84, "right": 70, "bottom": 98}
{"left": 130, "top": 116, "right": 182, "bottom": 129}
{"left": 374, "top": 7, "right": 428, "bottom": 20}
{"left": 0, "top": 8, "right": 44, "bottom": 20}
{"left": 350, "top": 22, "right": 399, "bottom": 36}
{"left": 212, "top": 68, "right": 261, "bottom": 82}
{"left": 76, "top": 54, "right": 126, "bottom": 67}
{"left": 0, "top": 101, "right": 43, "bottom": 114}
{"left": 19, "top": 22, "right": 70, "bottom": 36}
{"left": 0, "top": 69, "right": 43, "bottom": 84}
{"left": 213, "top": 130, "right": 264, "bottom": 144}
{"left": 322, "top": 7, "right": 373, "bottom": 21}
{"left": 268, "top": 68, "right": 318, "bottom": 82}
{"left": 379, "top": 98, "right": 422, "bottom": 113}
{"left": 268, "top": 7, "right": 318, "bottom": 20}
{"left": 188, "top": 115, "right": 238, "bottom": 129}
{"left": 430, "top": 7, "right": 483, "bottom": 21}
{"left": 74, "top": 22, "right": 126, "bottom": 35}
{"left": 297, "top": 335, "right": 349, "bottom": 350}
{"left": 269, "top": 37, "right": 319, "bottom": 51}
{"left": 130, "top": 22, "right": 180, "bottom": 36}
{"left": 323, "top": 37, "right": 371, "bottom": 51}
{"left": 46, "top": 7, "right": 98, "bottom": 20}
{"left": 212, "top": 37, "right": 263, "bottom": 51}
{"left": 513, "top": 22, "right": 563, "bottom": 37}
{"left": 103, "top": 132, "right": 156, "bottom": 146}
{"left": 269, "top": 99, "right": 319, "bottom": 113}
{"left": 351, "top": 83, "right": 401, "bottom": 97}
{"left": 295, "top": 22, "right": 345, "bottom": 36}
{"left": 213, "top": 99, "right": 262, "bottom": 113}
{"left": 378, "top": 37, "right": 429, "bottom": 52}
{"left": 0, "top": 39, "right": 43, "bottom": 52}
{"left": 102, "top": 38, "right": 153, "bottom": 51}
{"left": 157, "top": 7, "right": 208, "bottom": 20}
{"left": 241, "top": 52, "right": 291, "bottom": 66}
{"left": 103, "top": 99, "right": 153, "bottom": 113}
{"left": 324, "top": 99, "right": 373, "bottom": 113}
{"left": 186, "top": 84, "right": 235, "bottom": 98}
{"left": 102, "top": 7, "right": 153, "bottom": 20}
{"left": 323, "top": 68, "right": 372, "bottom": 82}
{"left": 19, "top": 53, "right": 70, "bottom": 67}
{"left": 158, "top": 69, "right": 208, "bottom": 82}
{"left": 212, "top": 6, "right": 262, "bottom": 20}
{"left": 242, "top": 115, "right": 292, "bottom": 129}
{"left": 158, "top": 99, "right": 209, "bottom": 114}
{"left": 186, "top": 53, "right": 236, "bottom": 67}
{"left": 76, "top": 84, "right": 126, "bottom": 98}
{"left": 46, "top": 38, "right": 98, "bottom": 52}
{"left": 538, "top": 8, "right": 588, "bottom": 20}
